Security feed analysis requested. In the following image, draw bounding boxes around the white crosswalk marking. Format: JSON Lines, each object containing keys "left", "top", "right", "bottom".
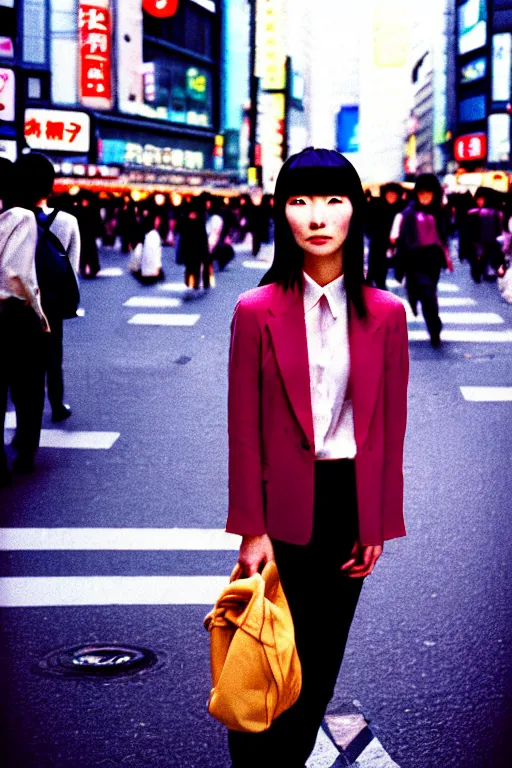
{"left": 306, "top": 727, "right": 340, "bottom": 767}
{"left": 460, "top": 387, "right": 512, "bottom": 402}
{"left": 407, "top": 312, "right": 504, "bottom": 325}
{"left": 123, "top": 296, "right": 182, "bottom": 308}
{"left": 0, "top": 528, "right": 241, "bottom": 551}
{"left": 96, "top": 267, "right": 124, "bottom": 277}
{"left": 4, "top": 414, "right": 120, "bottom": 449}
{"left": 0, "top": 576, "right": 228, "bottom": 607}
{"left": 128, "top": 313, "right": 200, "bottom": 326}
{"left": 437, "top": 297, "right": 477, "bottom": 307}
{"left": 242, "top": 260, "right": 269, "bottom": 269}
{"left": 157, "top": 282, "right": 191, "bottom": 292}
{"left": 387, "top": 278, "right": 460, "bottom": 293}
{"left": 408, "top": 329, "right": 512, "bottom": 342}
{"left": 354, "top": 737, "right": 401, "bottom": 767}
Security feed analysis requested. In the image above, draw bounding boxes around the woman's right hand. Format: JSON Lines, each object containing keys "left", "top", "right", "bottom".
{"left": 238, "top": 534, "right": 274, "bottom": 576}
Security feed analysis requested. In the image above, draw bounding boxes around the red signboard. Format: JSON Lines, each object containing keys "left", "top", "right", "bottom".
{"left": 79, "top": 2, "right": 112, "bottom": 105}
{"left": 454, "top": 133, "right": 487, "bottom": 162}
{"left": 142, "top": 0, "right": 179, "bottom": 18}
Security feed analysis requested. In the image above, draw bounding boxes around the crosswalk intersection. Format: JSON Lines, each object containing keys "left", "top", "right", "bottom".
{"left": 2, "top": 252, "right": 511, "bottom": 768}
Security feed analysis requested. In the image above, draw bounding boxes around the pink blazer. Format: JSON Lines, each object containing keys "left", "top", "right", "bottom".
{"left": 226, "top": 281, "right": 409, "bottom": 547}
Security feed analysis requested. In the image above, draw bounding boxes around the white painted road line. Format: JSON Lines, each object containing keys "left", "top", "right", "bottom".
{"left": 355, "top": 737, "right": 401, "bottom": 767}
{"left": 306, "top": 727, "right": 340, "bottom": 767}
{"left": 386, "top": 279, "right": 460, "bottom": 292}
{"left": 407, "top": 312, "right": 504, "bottom": 325}
{"left": 438, "top": 297, "right": 477, "bottom": 307}
{"left": 242, "top": 260, "right": 270, "bottom": 269}
{"left": 460, "top": 386, "right": 512, "bottom": 402}
{"left": 4, "top": 414, "right": 120, "bottom": 448}
{"left": 96, "top": 267, "right": 124, "bottom": 277}
{"left": 0, "top": 528, "right": 241, "bottom": 551}
{"left": 408, "top": 329, "right": 512, "bottom": 342}
{"left": 157, "top": 282, "right": 191, "bottom": 292}
{"left": 128, "top": 313, "right": 200, "bottom": 326}
{"left": 123, "top": 296, "right": 182, "bottom": 308}
{"left": 0, "top": 576, "right": 229, "bottom": 607}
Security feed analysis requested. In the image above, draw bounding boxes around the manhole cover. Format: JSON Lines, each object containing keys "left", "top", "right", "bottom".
{"left": 36, "top": 644, "right": 159, "bottom": 680}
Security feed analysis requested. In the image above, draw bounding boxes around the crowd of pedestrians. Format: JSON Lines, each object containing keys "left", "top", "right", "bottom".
{"left": 2, "top": 147, "right": 512, "bottom": 485}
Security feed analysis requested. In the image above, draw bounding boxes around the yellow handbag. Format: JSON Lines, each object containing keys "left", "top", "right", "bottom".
{"left": 203, "top": 561, "right": 302, "bottom": 733}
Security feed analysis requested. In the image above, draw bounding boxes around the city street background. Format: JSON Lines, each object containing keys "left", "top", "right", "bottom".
{"left": 1, "top": 244, "right": 511, "bottom": 768}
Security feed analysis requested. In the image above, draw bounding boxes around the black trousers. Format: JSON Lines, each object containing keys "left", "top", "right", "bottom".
{"left": 406, "top": 270, "right": 442, "bottom": 342}
{"left": 0, "top": 299, "right": 45, "bottom": 465}
{"left": 367, "top": 242, "right": 389, "bottom": 289}
{"left": 228, "top": 460, "right": 364, "bottom": 768}
{"left": 45, "top": 314, "right": 64, "bottom": 412}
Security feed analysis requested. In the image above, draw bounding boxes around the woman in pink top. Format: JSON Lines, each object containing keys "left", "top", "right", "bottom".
{"left": 226, "top": 148, "right": 409, "bottom": 767}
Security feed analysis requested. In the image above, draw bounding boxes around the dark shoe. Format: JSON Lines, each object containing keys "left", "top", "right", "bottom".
{"left": 430, "top": 336, "right": 441, "bottom": 348}
{"left": 52, "top": 404, "right": 72, "bottom": 422}
{"left": 13, "top": 454, "right": 35, "bottom": 474}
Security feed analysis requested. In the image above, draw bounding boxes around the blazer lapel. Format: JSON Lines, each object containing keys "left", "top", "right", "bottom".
{"left": 349, "top": 296, "right": 385, "bottom": 449}
{"left": 267, "top": 284, "right": 315, "bottom": 446}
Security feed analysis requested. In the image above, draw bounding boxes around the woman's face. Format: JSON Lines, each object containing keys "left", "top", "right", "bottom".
{"left": 285, "top": 194, "right": 353, "bottom": 258}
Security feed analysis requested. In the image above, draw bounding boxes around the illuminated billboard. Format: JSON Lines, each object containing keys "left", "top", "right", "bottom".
{"left": 460, "top": 57, "right": 486, "bottom": 84}
{"left": 458, "top": 0, "right": 487, "bottom": 55}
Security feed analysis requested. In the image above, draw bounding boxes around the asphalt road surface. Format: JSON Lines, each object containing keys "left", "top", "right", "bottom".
{"left": 1, "top": 242, "right": 511, "bottom": 768}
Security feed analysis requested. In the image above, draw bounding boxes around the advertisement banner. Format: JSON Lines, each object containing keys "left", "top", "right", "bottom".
{"left": 488, "top": 114, "right": 510, "bottom": 163}
{"left": 337, "top": 106, "right": 360, "bottom": 153}
{"left": 0, "top": 67, "right": 15, "bottom": 122}
{"left": 458, "top": 0, "right": 487, "bottom": 56}
{"left": 256, "top": 0, "right": 286, "bottom": 91}
{"left": 79, "top": 1, "right": 112, "bottom": 109}
{"left": 454, "top": 133, "right": 487, "bottom": 162}
{"left": 492, "top": 34, "right": 512, "bottom": 103}
{"left": 24, "top": 109, "right": 91, "bottom": 153}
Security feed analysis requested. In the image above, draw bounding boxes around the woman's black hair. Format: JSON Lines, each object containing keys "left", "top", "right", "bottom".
{"left": 0, "top": 158, "right": 14, "bottom": 206}
{"left": 258, "top": 147, "right": 367, "bottom": 319}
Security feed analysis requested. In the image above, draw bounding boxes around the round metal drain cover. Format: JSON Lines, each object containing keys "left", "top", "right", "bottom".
{"left": 37, "top": 644, "right": 158, "bottom": 680}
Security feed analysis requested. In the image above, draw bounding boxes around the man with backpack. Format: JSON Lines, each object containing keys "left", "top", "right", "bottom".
{"left": 15, "top": 153, "right": 80, "bottom": 422}
{"left": 0, "top": 158, "right": 49, "bottom": 483}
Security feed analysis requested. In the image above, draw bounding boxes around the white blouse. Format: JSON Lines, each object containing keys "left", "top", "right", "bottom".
{"left": 0, "top": 207, "right": 46, "bottom": 323}
{"left": 303, "top": 270, "right": 357, "bottom": 460}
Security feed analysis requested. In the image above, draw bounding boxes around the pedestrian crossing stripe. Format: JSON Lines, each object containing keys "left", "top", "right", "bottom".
{"left": 460, "top": 386, "right": 512, "bottom": 401}
{"left": 123, "top": 297, "right": 182, "bottom": 308}
{"left": 407, "top": 312, "right": 504, "bottom": 325}
{"left": 408, "top": 329, "right": 512, "bottom": 342}
{"left": 128, "top": 313, "right": 200, "bottom": 326}
{"left": 386, "top": 279, "right": 460, "bottom": 292}
{"left": 242, "top": 260, "right": 270, "bottom": 269}
{"left": 437, "top": 297, "right": 477, "bottom": 307}
{"left": 96, "top": 267, "right": 124, "bottom": 277}
{"left": 0, "top": 528, "right": 241, "bottom": 551}
{"left": 157, "top": 282, "right": 192, "bottom": 292}
{"left": 4, "top": 414, "right": 119, "bottom": 449}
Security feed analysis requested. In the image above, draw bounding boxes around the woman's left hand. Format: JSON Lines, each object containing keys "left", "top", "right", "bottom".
{"left": 340, "top": 541, "right": 383, "bottom": 578}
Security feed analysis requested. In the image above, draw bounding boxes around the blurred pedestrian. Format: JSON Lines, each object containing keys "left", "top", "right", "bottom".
{"left": 15, "top": 152, "right": 80, "bottom": 422}
{"left": 393, "top": 174, "right": 453, "bottom": 348}
{"left": 465, "top": 187, "right": 504, "bottom": 283}
{"left": 366, "top": 182, "right": 404, "bottom": 289}
{"left": 129, "top": 211, "right": 165, "bottom": 284}
{"left": 207, "top": 197, "right": 234, "bottom": 272}
{"left": 226, "top": 147, "right": 409, "bottom": 767}
{"left": 0, "top": 158, "right": 49, "bottom": 482}
{"left": 180, "top": 199, "right": 210, "bottom": 290}
{"left": 76, "top": 194, "right": 102, "bottom": 278}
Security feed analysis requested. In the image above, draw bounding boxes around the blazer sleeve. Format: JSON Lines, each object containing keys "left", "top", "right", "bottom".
{"left": 226, "top": 299, "right": 266, "bottom": 537}
{"left": 381, "top": 302, "right": 409, "bottom": 541}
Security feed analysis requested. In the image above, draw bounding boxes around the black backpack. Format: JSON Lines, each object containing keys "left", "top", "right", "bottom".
{"left": 35, "top": 210, "right": 80, "bottom": 319}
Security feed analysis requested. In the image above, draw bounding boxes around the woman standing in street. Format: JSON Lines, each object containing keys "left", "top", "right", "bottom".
{"left": 393, "top": 174, "right": 453, "bottom": 348}
{"left": 226, "top": 147, "right": 409, "bottom": 767}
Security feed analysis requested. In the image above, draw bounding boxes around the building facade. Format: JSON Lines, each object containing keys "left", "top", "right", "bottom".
{"left": 0, "top": 0, "right": 251, "bottom": 193}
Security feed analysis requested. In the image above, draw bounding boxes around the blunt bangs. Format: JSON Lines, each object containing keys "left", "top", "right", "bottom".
{"left": 259, "top": 147, "right": 367, "bottom": 319}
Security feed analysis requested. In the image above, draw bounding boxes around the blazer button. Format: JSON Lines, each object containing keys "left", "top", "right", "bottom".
{"left": 301, "top": 438, "right": 310, "bottom": 451}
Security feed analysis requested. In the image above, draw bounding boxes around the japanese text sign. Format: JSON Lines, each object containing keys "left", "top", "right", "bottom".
{"left": 142, "top": 0, "right": 179, "bottom": 18}
{"left": 79, "top": 2, "right": 112, "bottom": 107}
{"left": 0, "top": 68, "right": 15, "bottom": 122}
{"left": 24, "top": 109, "right": 91, "bottom": 153}
{"left": 454, "top": 133, "right": 487, "bottom": 162}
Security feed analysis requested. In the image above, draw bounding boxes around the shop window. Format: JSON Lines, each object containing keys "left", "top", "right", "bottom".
{"left": 142, "top": 45, "right": 213, "bottom": 127}
{"left": 143, "top": 1, "right": 215, "bottom": 59}
{"left": 28, "top": 76, "right": 42, "bottom": 99}
{"left": 23, "top": 0, "right": 47, "bottom": 65}
{"left": 459, "top": 94, "right": 486, "bottom": 123}
{"left": 0, "top": 1, "right": 16, "bottom": 59}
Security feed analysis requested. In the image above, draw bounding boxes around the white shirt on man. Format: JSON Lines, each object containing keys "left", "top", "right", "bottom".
{"left": 303, "top": 270, "right": 357, "bottom": 460}
{"left": 0, "top": 207, "right": 46, "bottom": 323}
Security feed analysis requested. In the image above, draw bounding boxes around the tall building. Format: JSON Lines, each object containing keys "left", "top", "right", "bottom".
{"left": 1, "top": 0, "right": 250, "bottom": 194}
{"left": 453, "top": 0, "right": 512, "bottom": 175}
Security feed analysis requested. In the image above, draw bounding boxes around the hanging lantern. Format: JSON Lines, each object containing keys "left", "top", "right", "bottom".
{"left": 142, "top": 0, "right": 179, "bottom": 18}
